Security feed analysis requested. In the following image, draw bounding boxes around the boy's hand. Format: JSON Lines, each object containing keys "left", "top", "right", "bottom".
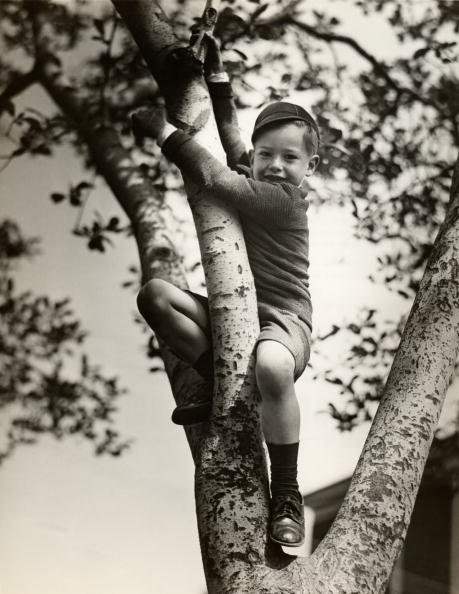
{"left": 132, "top": 106, "right": 171, "bottom": 146}
{"left": 190, "top": 27, "right": 224, "bottom": 78}
{"left": 203, "top": 34, "right": 224, "bottom": 78}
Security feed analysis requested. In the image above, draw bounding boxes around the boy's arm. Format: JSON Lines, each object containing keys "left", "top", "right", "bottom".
{"left": 207, "top": 80, "right": 249, "bottom": 171}
{"left": 162, "top": 129, "right": 304, "bottom": 226}
{"left": 204, "top": 36, "right": 249, "bottom": 171}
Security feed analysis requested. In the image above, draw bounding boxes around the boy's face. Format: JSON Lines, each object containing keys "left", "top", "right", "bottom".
{"left": 250, "top": 122, "right": 319, "bottom": 188}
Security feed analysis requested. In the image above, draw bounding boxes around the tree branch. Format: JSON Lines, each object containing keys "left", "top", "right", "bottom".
{"left": 311, "top": 152, "right": 459, "bottom": 592}
{"left": 24, "top": 0, "right": 206, "bottom": 460}
{"left": 212, "top": 5, "right": 440, "bottom": 112}
{"left": 286, "top": 17, "right": 437, "bottom": 108}
{"left": 112, "top": 0, "right": 210, "bottom": 133}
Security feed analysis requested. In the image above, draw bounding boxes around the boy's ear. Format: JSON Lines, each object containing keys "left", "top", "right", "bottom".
{"left": 305, "top": 154, "right": 320, "bottom": 177}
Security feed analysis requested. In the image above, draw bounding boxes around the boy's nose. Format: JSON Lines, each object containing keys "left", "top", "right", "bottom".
{"left": 268, "top": 156, "right": 283, "bottom": 171}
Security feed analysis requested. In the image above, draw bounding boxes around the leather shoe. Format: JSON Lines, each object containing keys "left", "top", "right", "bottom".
{"left": 269, "top": 492, "right": 305, "bottom": 547}
{"left": 171, "top": 398, "right": 212, "bottom": 425}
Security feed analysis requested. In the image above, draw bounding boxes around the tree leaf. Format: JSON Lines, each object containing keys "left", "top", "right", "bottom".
{"left": 252, "top": 4, "right": 268, "bottom": 20}
{"left": 75, "top": 181, "right": 93, "bottom": 193}
{"left": 232, "top": 48, "right": 248, "bottom": 60}
{"left": 107, "top": 216, "right": 120, "bottom": 231}
{"left": 88, "top": 236, "right": 105, "bottom": 252}
{"left": 69, "top": 189, "right": 82, "bottom": 206}
{"left": 93, "top": 18, "right": 105, "bottom": 36}
{"left": 51, "top": 192, "right": 66, "bottom": 203}
{"left": 325, "top": 377, "right": 344, "bottom": 385}
{"left": 413, "top": 46, "right": 430, "bottom": 59}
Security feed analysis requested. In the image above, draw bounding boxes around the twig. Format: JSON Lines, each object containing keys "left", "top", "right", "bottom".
{"left": 72, "top": 171, "right": 97, "bottom": 234}
{"left": 99, "top": 12, "right": 119, "bottom": 120}
{"left": 0, "top": 155, "right": 14, "bottom": 173}
{"left": 286, "top": 16, "right": 440, "bottom": 110}
{"left": 189, "top": 0, "right": 219, "bottom": 60}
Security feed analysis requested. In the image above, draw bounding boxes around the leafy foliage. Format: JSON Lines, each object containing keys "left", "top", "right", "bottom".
{"left": 0, "top": 220, "right": 130, "bottom": 463}
{"left": 313, "top": 308, "right": 405, "bottom": 430}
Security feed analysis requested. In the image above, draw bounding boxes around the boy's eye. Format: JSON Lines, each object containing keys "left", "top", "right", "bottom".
{"left": 285, "top": 154, "right": 298, "bottom": 160}
{"left": 259, "top": 151, "right": 271, "bottom": 157}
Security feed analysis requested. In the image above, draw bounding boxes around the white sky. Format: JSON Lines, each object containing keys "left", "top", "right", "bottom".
{"left": 1, "top": 2, "right": 458, "bottom": 593}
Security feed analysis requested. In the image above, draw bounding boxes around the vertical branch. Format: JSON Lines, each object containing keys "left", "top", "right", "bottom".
{"left": 112, "top": 0, "right": 211, "bottom": 133}
{"left": 311, "top": 154, "right": 459, "bottom": 593}
{"left": 112, "top": 2, "right": 276, "bottom": 591}
{"left": 26, "top": 0, "right": 206, "bottom": 461}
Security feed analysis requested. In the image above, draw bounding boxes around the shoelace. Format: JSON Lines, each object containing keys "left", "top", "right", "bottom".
{"left": 272, "top": 495, "right": 302, "bottom": 521}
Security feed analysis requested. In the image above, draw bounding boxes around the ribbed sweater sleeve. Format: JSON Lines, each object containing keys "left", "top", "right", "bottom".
{"left": 162, "top": 130, "right": 306, "bottom": 227}
{"left": 207, "top": 81, "right": 249, "bottom": 170}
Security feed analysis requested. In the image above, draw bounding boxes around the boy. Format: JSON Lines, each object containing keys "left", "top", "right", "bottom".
{"left": 136, "top": 36, "right": 320, "bottom": 547}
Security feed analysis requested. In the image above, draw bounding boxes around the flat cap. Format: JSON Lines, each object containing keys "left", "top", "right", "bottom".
{"left": 252, "top": 101, "right": 320, "bottom": 143}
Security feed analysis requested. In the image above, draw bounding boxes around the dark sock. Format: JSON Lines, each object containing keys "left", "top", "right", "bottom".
{"left": 267, "top": 442, "right": 300, "bottom": 499}
{"left": 192, "top": 349, "right": 214, "bottom": 384}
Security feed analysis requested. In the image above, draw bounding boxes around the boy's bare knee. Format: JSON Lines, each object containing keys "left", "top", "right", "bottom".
{"left": 137, "top": 278, "right": 171, "bottom": 321}
{"left": 256, "top": 341, "right": 295, "bottom": 398}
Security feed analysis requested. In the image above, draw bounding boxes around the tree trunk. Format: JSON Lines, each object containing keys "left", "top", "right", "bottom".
{"left": 112, "top": 2, "right": 279, "bottom": 589}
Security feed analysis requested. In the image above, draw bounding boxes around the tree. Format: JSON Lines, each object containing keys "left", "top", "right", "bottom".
{"left": 0, "top": 0, "right": 458, "bottom": 591}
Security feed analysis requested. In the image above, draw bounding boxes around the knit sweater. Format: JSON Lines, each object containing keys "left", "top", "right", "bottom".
{"left": 162, "top": 83, "right": 312, "bottom": 331}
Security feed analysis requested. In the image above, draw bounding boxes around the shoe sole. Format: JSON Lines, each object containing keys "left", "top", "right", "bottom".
{"left": 171, "top": 401, "right": 212, "bottom": 425}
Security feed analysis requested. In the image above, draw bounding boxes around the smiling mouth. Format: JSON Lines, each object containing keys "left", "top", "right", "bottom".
{"left": 264, "top": 175, "right": 286, "bottom": 182}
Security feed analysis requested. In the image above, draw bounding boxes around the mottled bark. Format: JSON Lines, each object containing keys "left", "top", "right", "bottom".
{"left": 112, "top": 0, "right": 211, "bottom": 133}
{"left": 112, "top": 2, "right": 279, "bottom": 590}
{"left": 191, "top": 195, "right": 273, "bottom": 591}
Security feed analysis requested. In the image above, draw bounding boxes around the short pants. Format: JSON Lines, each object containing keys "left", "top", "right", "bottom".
{"left": 186, "top": 291, "right": 312, "bottom": 381}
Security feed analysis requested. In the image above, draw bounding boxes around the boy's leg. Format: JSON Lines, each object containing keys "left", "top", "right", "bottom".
{"left": 137, "top": 278, "right": 211, "bottom": 365}
{"left": 256, "top": 341, "right": 300, "bottom": 444}
{"left": 137, "top": 279, "right": 213, "bottom": 423}
{"left": 255, "top": 340, "right": 304, "bottom": 547}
